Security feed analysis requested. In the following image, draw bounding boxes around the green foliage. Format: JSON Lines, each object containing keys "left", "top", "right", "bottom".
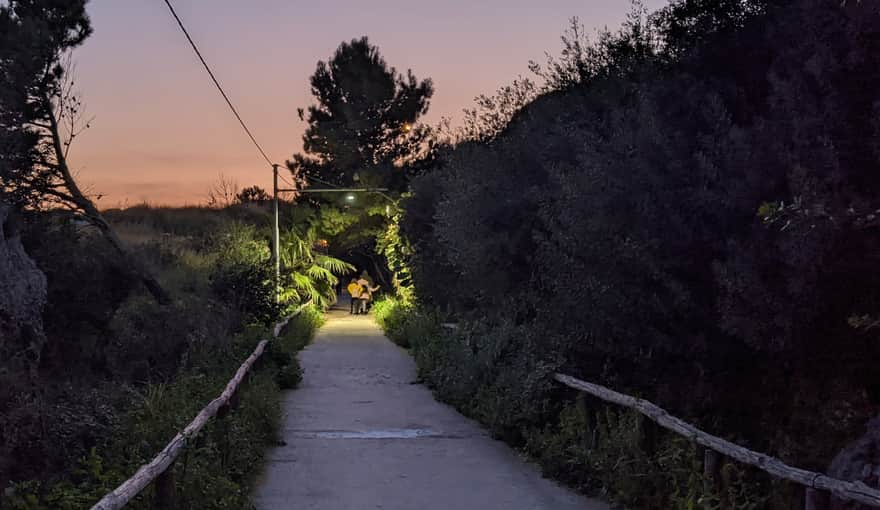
{"left": 210, "top": 261, "right": 279, "bottom": 326}
{"left": 3, "top": 203, "right": 326, "bottom": 508}
{"left": 213, "top": 222, "right": 271, "bottom": 268}
{"left": 275, "top": 362, "right": 302, "bottom": 389}
{"left": 207, "top": 220, "right": 350, "bottom": 322}
{"left": 371, "top": 296, "right": 413, "bottom": 347}
{"left": 2, "top": 308, "right": 323, "bottom": 509}
{"left": 375, "top": 209, "right": 416, "bottom": 303}
{"left": 3, "top": 449, "right": 120, "bottom": 510}
{"left": 314, "top": 206, "right": 359, "bottom": 238}
{"left": 270, "top": 305, "right": 324, "bottom": 391}
{"left": 278, "top": 224, "right": 354, "bottom": 309}
{"left": 286, "top": 36, "right": 438, "bottom": 294}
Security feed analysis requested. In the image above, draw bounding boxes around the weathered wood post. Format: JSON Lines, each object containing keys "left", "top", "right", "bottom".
{"left": 217, "top": 401, "right": 231, "bottom": 468}
{"left": 216, "top": 390, "right": 240, "bottom": 468}
{"left": 590, "top": 405, "right": 603, "bottom": 450}
{"left": 641, "top": 414, "right": 658, "bottom": 456}
{"left": 703, "top": 449, "right": 722, "bottom": 493}
{"left": 804, "top": 488, "right": 830, "bottom": 510}
{"left": 89, "top": 333, "right": 282, "bottom": 510}
{"left": 154, "top": 464, "right": 176, "bottom": 510}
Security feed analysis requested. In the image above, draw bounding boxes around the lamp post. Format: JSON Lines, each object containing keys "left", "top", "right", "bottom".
{"left": 272, "top": 164, "right": 280, "bottom": 303}
{"left": 270, "top": 166, "right": 392, "bottom": 304}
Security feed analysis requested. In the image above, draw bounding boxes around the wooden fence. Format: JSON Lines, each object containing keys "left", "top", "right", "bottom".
{"left": 89, "top": 310, "right": 302, "bottom": 510}
{"left": 554, "top": 373, "right": 880, "bottom": 509}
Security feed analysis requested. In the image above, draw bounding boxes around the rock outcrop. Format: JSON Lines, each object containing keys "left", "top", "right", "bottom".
{"left": 0, "top": 204, "right": 47, "bottom": 376}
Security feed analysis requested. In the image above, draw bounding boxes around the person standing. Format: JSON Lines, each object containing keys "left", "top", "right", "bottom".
{"left": 357, "top": 274, "right": 380, "bottom": 314}
{"left": 346, "top": 278, "right": 362, "bottom": 314}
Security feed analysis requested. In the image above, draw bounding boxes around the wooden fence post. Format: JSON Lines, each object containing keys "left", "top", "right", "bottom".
{"left": 217, "top": 401, "right": 231, "bottom": 468}
{"left": 552, "top": 373, "right": 880, "bottom": 508}
{"left": 590, "top": 406, "right": 602, "bottom": 450}
{"left": 90, "top": 316, "right": 297, "bottom": 510}
{"left": 154, "top": 464, "right": 175, "bottom": 510}
{"left": 805, "top": 488, "right": 830, "bottom": 510}
{"left": 641, "top": 415, "right": 658, "bottom": 455}
{"left": 703, "top": 449, "right": 722, "bottom": 493}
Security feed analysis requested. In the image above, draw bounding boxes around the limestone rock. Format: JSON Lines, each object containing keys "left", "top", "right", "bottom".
{"left": 0, "top": 204, "right": 47, "bottom": 373}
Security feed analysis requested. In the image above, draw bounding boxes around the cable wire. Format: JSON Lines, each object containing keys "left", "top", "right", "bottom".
{"left": 305, "top": 173, "right": 342, "bottom": 189}
{"left": 162, "top": 0, "right": 273, "bottom": 168}
{"left": 279, "top": 171, "right": 297, "bottom": 189}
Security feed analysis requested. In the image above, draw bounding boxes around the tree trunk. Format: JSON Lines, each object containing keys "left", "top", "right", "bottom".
{"left": 44, "top": 95, "right": 170, "bottom": 305}
{"left": 80, "top": 205, "right": 171, "bottom": 305}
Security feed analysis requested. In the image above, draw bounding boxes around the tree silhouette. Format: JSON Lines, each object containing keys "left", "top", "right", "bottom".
{"left": 0, "top": 0, "right": 91, "bottom": 207}
{"left": 236, "top": 185, "right": 270, "bottom": 204}
{"left": 0, "top": 0, "right": 170, "bottom": 304}
{"left": 206, "top": 173, "right": 239, "bottom": 208}
{"left": 289, "top": 37, "right": 434, "bottom": 192}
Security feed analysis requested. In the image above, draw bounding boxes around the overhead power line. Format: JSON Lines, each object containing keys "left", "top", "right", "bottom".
{"left": 162, "top": 0, "right": 273, "bottom": 168}
{"left": 278, "top": 171, "right": 297, "bottom": 189}
{"left": 305, "top": 173, "right": 341, "bottom": 189}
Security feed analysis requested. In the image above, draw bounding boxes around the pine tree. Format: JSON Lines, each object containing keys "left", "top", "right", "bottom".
{"left": 289, "top": 37, "right": 433, "bottom": 192}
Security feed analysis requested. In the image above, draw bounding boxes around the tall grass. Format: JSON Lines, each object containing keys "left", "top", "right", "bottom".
{"left": 3, "top": 307, "right": 323, "bottom": 510}
{"left": 2, "top": 205, "right": 325, "bottom": 509}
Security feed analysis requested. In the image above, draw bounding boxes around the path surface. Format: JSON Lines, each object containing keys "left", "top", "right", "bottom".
{"left": 253, "top": 306, "right": 607, "bottom": 510}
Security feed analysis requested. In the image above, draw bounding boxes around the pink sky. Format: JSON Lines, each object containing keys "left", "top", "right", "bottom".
{"left": 71, "top": 0, "right": 668, "bottom": 207}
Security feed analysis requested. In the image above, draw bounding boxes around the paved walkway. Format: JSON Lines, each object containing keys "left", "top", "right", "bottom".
{"left": 253, "top": 307, "right": 607, "bottom": 510}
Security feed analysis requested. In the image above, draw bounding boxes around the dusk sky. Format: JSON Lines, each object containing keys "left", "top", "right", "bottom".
{"left": 72, "top": 0, "right": 668, "bottom": 207}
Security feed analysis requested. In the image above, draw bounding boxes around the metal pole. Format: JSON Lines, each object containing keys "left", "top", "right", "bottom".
{"left": 272, "top": 164, "right": 280, "bottom": 303}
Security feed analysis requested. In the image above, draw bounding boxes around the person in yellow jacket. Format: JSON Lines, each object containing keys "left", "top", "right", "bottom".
{"left": 346, "top": 278, "right": 362, "bottom": 314}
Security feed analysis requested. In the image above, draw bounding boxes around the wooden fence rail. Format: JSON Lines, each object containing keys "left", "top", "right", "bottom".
{"left": 89, "top": 309, "right": 303, "bottom": 510}
{"left": 554, "top": 373, "right": 880, "bottom": 508}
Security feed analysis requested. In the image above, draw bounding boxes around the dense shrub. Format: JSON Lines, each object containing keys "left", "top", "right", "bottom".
{"left": 2, "top": 306, "right": 322, "bottom": 509}
{"left": 2, "top": 202, "right": 325, "bottom": 507}
{"left": 372, "top": 296, "right": 411, "bottom": 347}
{"left": 210, "top": 262, "right": 279, "bottom": 326}
{"left": 270, "top": 305, "right": 324, "bottom": 388}
{"left": 20, "top": 219, "right": 139, "bottom": 374}
{"left": 391, "top": 0, "right": 880, "bottom": 507}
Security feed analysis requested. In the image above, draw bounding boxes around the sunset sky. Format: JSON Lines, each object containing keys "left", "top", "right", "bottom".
{"left": 72, "top": 0, "right": 668, "bottom": 207}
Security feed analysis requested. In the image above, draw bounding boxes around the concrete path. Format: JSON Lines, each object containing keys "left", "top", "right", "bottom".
{"left": 253, "top": 307, "right": 607, "bottom": 510}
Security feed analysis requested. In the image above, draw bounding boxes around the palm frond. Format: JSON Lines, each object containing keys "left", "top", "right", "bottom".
{"left": 306, "top": 264, "right": 336, "bottom": 283}
{"left": 315, "top": 254, "right": 356, "bottom": 274}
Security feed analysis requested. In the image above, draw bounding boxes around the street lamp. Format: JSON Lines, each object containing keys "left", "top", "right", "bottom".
{"left": 271, "top": 166, "right": 393, "bottom": 303}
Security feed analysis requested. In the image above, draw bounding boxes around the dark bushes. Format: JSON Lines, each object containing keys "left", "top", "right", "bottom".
{"left": 2, "top": 205, "right": 322, "bottom": 508}
{"left": 392, "top": 0, "right": 880, "bottom": 507}
{"left": 2, "top": 306, "right": 322, "bottom": 510}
